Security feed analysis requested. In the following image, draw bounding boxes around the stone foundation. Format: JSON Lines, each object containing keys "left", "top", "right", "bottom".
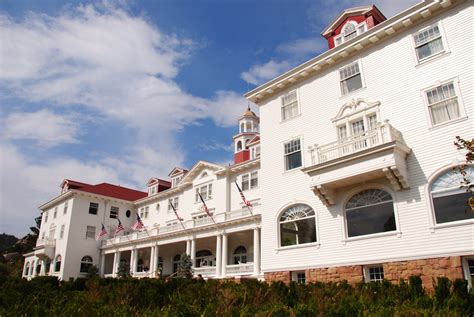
{"left": 264, "top": 256, "right": 464, "bottom": 291}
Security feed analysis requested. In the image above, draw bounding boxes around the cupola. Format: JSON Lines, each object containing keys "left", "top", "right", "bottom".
{"left": 233, "top": 106, "right": 260, "bottom": 164}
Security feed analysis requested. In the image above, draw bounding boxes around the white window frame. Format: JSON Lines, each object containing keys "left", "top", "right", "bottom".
{"left": 195, "top": 183, "right": 213, "bottom": 203}
{"left": 283, "top": 137, "right": 303, "bottom": 171}
{"left": 168, "top": 197, "right": 179, "bottom": 213}
{"left": 59, "top": 224, "right": 65, "bottom": 239}
{"left": 333, "top": 21, "right": 368, "bottom": 47}
{"left": 339, "top": 60, "right": 365, "bottom": 96}
{"left": 364, "top": 265, "right": 385, "bottom": 282}
{"left": 291, "top": 271, "right": 306, "bottom": 284}
{"left": 109, "top": 206, "right": 119, "bottom": 219}
{"left": 281, "top": 90, "right": 300, "bottom": 122}
{"left": 241, "top": 171, "right": 258, "bottom": 191}
{"left": 88, "top": 202, "right": 99, "bottom": 215}
{"left": 140, "top": 206, "right": 150, "bottom": 218}
{"left": 462, "top": 256, "right": 474, "bottom": 289}
{"left": 411, "top": 22, "right": 448, "bottom": 64}
{"left": 63, "top": 201, "right": 68, "bottom": 215}
{"left": 53, "top": 207, "right": 58, "bottom": 219}
{"left": 44, "top": 212, "right": 48, "bottom": 223}
{"left": 85, "top": 226, "right": 96, "bottom": 240}
{"left": 422, "top": 78, "right": 465, "bottom": 129}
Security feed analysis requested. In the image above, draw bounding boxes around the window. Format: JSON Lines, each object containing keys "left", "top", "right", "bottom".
{"left": 140, "top": 206, "right": 149, "bottom": 218}
{"left": 53, "top": 207, "right": 57, "bottom": 219}
{"left": 172, "top": 176, "right": 183, "bottom": 188}
{"left": 233, "top": 246, "right": 248, "bottom": 264}
{"left": 462, "top": 257, "right": 474, "bottom": 289}
{"left": 242, "top": 171, "right": 258, "bottom": 190}
{"left": 89, "top": 202, "right": 98, "bottom": 215}
{"left": 168, "top": 197, "right": 179, "bottom": 213}
{"left": 173, "top": 254, "right": 181, "bottom": 273}
{"left": 195, "top": 183, "right": 213, "bottom": 202}
{"left": 430, "top": 166, "right": 473, "bottom": 224}
{"left": 44, "top": 212, "right": 48, "bottom": 223}
{"left": 36, "top": 262, "right": 41, "bottom": 275}
{"left": 365, "top": 266, "right": 384, "bottom": 282}
{"left": 425, "top": 82, "right": 461, "bottom": 126}
{"left": 24, "top": 262, "right": 30, "bottom": 276}
{"left": 250, "top": 171, "right": 258, "bottom": 189}
{"left": 54, "top": 255, "right": 61, "bottom": 272}
{"left": 345, "top": 189, "right": 397, "bottom": 238}
{"left": 284, "top": 139, "right": 302, "bottom": 171}
{"left": 80, "top": 256, "right": 93, "bottom": 273}
{"left": 334, "top": 21, "right": 368, "bottom": 47}
{"left": 41, "top": 231, "right": 45, "bottom": 240}
{"left": 236, "top": 141, "right": 243, "bottom": 152}
{"left": 279, "top": 204, "right": 317, "bottom": 247}
{"left": 413, "top": 24, "right": 444, "bottom": 61}
{"left": 241, "top": 174, "right": 249, "bottom": 191}
{"left": 343, "top": 22, "right": 357, "bottom": 41}
{"left": 126, "top": 209, "right": 131, "bottom": 218}
{"left": 59, "top": 224, "right": 65, "bottom": 239}
{"left": 110, "top": 206, "right": 119, "bottom": 219}
{"left": 195, "top": 250, "right": 213, "bottom": 267}
{"left": 45, "top": 259, "right": 51, "bottom": 275}
{"left": 251, "top": 145, "right": 261, "bottom": 159}
{"left": 340, "top": 61, "right": 363, "bottom": 95}
{"left": 149, "top": 186, "right": 156, "bottom": 195}
{"left": 63, "top": 201, "right": 68, "bottom": 214}
{"left": 292, "top": 272, "right": 306, "bottom": 284}
{"left": 281, "top": 90, "right": 299, "bottom": 121}
{"left": 85, "top": 226, "right": 96, "bottom": 239}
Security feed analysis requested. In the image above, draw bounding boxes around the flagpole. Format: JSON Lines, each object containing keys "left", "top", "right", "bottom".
{"left": 234, "top": 181, "right": 254, "bottom": 216}
{"left": 198, "top": 192, "right": 216, "bottom": 224}
{"left": 169, "top": 199, "right": 188, "bottom": 232}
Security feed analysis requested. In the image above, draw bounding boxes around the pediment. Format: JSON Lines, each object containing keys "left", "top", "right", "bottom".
{"left": 168, "top": 167, "right": 188, "bottom": 177}
{"left": 180, "top": 161, "right": 224, "bottom": 184}
{"left": 332, "top": 98, "right": 380, "bottom": 122}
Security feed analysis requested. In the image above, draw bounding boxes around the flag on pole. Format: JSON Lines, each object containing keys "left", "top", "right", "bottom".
{"left": 96, "top": 223, "right": 108, "bottom": 240}
{"left": 197, "top": 191, "right": 212, "bottom": 217}
{"left": 115, "top": 218, "right": 125, "bottom": 235}
{"left": 168, "top": 199, "right": 184, "bottom": 221}
{"left": 131, "top": 214, "right": 144, "bottom": 231}
{"left": 235, "top": 181, "right": 252, "bottom": 208}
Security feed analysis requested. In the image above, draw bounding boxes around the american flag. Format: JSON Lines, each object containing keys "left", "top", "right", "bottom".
{"left": 131, "top": 214, "right": 144, "bottom": 231}
{"left": 235, "top": 181, "right": 252, "bottom": 208}
{"left": 197, "top": 191, "right": 212, "bottom": 217}
{"left": 168, "top": 199, "right": 184, "bottom": 221}
{"left": 115, "top": 218, "right": 125, "bottom": 235}
{"left": 95, "top": 223, "right": 108, "bottom": 240}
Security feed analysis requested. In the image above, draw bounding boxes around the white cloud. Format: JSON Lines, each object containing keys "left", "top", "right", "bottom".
{"left": 276, "top": 37, "right": 327, "bottom": 58}
{"left": 241, "top": 60, "right": 292, "bottom": 86}
{"left": 2, "top": 109, "right": 80, "bottom": 147}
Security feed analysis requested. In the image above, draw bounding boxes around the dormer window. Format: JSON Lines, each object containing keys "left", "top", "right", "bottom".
{"left": 171, "top": 176, "right": 183, "bottom": 188}
{"left": 334, "top": 21, "right": 368, "bottom": 47}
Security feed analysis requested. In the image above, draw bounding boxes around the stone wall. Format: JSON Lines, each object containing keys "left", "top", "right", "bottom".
{"left": 264, "top": 256, "right": 464, "bottom": 291}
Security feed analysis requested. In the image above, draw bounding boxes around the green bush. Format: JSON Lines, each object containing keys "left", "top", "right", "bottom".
{"left": 0, "top": 275, "right": 472, "bottom": 316}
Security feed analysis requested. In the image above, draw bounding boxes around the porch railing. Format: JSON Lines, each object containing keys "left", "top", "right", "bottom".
{"left": 36, "top": 238, "right": 56, "bottom": 248}
{"left": 308, "top": 121, "right": 403, "bottom": 165}
{"left": 226, "top": 263, "right": 253, "bottom": 275}
{"left": 194, "top": 266, "right": 216, "bottom": 276}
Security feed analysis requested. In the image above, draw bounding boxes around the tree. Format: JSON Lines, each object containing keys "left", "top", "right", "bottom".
{"left": 117, "top": 261, "right": 131, "bottom": 278}
{"left": 177, "top": 254, "right": 193, "bottom": 278}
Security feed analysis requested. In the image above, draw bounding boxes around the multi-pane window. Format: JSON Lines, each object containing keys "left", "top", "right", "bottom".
{"left": 168, "top": 197, "right": 179, "bottom": 213}
{"left": 251, "top": 146, "right": 261, "bottom": 159}
{"left": 195, "top": 183, "right": 213, "bottom": 202}
{"left": 413, "top": 24, "right": 444, "bottom": 61}
{"left": 242, "top": 174, "right": 250, "bottom": 191}
{"left": 89, "top": 202, "right": 98, "bottom": 215}
{"left": 241, "top": 172, "right": 258, "bottom": 191}
{"left": 280, "top": 204, "right": 317, "bottom": 247}
{"left": 464, "top": 258, "right": 474, "bottom": 289}
{"left": 54, "top": 255, "right": 61, "bottom": 272}
{"left": 340, "top": 62, "right": 362, "bottom": 95}
{"left": 85, "top": 226, "right": 96, "bottom": 239}
{"left": 345, "top": 189, "right": 397, "bottom": 238}
{"left": 44, "top": 212, "right": 48, "bottom": 223}
{"left": 80, "top": 256, "right": 93, "bottom": 273}
{"left": 334, "top": 22, "right": 368, "bottom": 47}
{"left": 63, "top": 201, "right": 68, "bottom": 214}
{"left": 233, "top": 246, "right": 248, "bottom": 264}
{"left": 368, "top": 114, "right": 378, "bottom": 130}
{"left": 366, "top": 266, "right": 384, "bottom": 282}
{"left": 281, "top": 90, "right": 299, "bottom": 121}
{"left": 296, "top": 272, "right": 306, "bottom": 284}
{"left": 425, "top": 82, "right": 461, "bottom": 126}
{"left": 140, "top": 206, "right": 149, "bottom": 218}
{"left": 59, "top": 224, "right": 65, "bottom": 239}
{"left": 250, "top": 171, "right": 258, "bottom": 189}
{"left": 343, "top": 23, "right": 357, "bottom": 41}
{"left": 284, "top": 139, "right": 302, "bottom": 171}
{"left": 431, "top": 166, "right": 473, "bottom": 224}
{"left": 53, "top": 207, "right": 58, "bottom": 219}
{"left": 109, "top": 206, "right": 119, "bottom": 219}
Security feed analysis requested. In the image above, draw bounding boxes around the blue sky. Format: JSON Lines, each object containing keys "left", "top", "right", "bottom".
{"left": 0, "top": 0, "right": 418, "bottom": 236}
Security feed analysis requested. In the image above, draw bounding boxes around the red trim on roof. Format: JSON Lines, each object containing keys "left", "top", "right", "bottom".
{"left": 64, "top": 179, "right": 147, "bottom": 201}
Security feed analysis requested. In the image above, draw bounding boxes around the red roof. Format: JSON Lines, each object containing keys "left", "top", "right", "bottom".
{"left": 62, "top": 179, "right": 147, "bottom": 201}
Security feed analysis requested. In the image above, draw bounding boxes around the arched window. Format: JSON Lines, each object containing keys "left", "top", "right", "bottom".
{"left": 345, "top": 189, "right": 396, "bottom": 238}
{"left": 196, "top": 250, "right": 213, "bottom": 267}
{"left": 173, "top": 254, "right": 181, "bottom": 273}
{"left": 279, "top": 204, "right": 317, "bottom": 247}
{"left": 240, "top": 123, "right": 244, "bottom": 133}
{"left": 24, "top": 262, "right": 30, "bottom": 276}
{"left": 36, "top": 261, "right": 41, "bottom": 275}
{"left": 80, "top": 256, "right": 93, "bottom": 273}
{"left": 237, "top": 141, "right": 242, "bottom": 152}
{"left": 233, "top": 246, "right": 248, "bottom": 264}
{"left": 430, "top": 166, "right": 473, "bottom": 224}
{"left": 246, "top": 121, "right": 252, "bottom": 132}
{"left": 343, "top": 22, "right": 357, "bottom": 41}
{"left": 54, "top": 255, "right": 62, "bottom": 272}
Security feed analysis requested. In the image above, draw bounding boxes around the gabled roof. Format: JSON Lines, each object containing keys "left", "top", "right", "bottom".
{"left": 180, "top": 161, "right": 224, "bottom": 185}
{"left": 146, "top": 177, "right": 171, "bottom": 187}
{"left": 321, "top": 5, "right": 385, "bottom": 36}
{"left": 247, "top": 135, "right": 260, "bottom": 146}
{"left": 168, "top": 167, "right": 188, "bottom": 177}
{"left": 61, "top": 179, "right": 147, "bottom": 201}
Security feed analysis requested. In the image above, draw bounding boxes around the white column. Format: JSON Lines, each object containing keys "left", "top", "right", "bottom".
{"left": 221, "top": 233, "right": 228, "bottom": 277}
{"left": 100, "top": 252, "right": 106, "bottom": 277}
{"left": 149, "top": 246, "right": 155, "bottom": 277}
{"left": 40, "top": 259, "right": 46, "bottom": 276}
{"left": 154, "top": 244, "right": 160, "bottom": 277}
{"left": 216, "top": 234, "right": 222, "bottom": 277}
{"left": 113, "top": 251, "right": 121, "bottom": 278}
{"left": 186, "top": 240, "right": 191, "bottom": 255}
{"left": 130, "top": 248, "right": 136, "bottom": 275}
{"left": 190, "top": 238, "right": 196, "bottom": 267}
{"left": 253, "top": 227, "right": 260, "bottom": 276}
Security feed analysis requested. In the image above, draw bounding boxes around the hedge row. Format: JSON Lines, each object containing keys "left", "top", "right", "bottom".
{"left": 0, "top": 275, "right": 472, "bottom": 316}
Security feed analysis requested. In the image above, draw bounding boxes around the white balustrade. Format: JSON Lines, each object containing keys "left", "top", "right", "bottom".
{"left": 194, "top": 266, "right": 217, "bottom": 276}
{"left": 226, "top": 263, "right": 254, "bottom": 275}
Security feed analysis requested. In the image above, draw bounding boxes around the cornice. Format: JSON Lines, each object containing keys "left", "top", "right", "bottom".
{"left": 244, "top": 0, "right": 459, "bottom": 104}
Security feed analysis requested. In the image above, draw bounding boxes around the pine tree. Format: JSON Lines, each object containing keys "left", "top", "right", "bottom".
{"left": 177, "top": 254, "right": 193, "bottom": 278}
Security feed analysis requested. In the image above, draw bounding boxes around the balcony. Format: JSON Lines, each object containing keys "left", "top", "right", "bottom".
{"left": 34, "top": 238, "right": 56, "bottom": 259}
{"left": 303, "top": 121, "right": 411, "bottom": 206}
{"left": 226, "top": 263, "right": 254, "bottom": 275}
{"left": 194, "top": 266, "right": 217, "bottom": 277}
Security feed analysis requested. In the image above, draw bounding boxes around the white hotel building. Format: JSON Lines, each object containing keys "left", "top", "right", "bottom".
{"left": 23, "top": 0, "right": 473, "bottom": 290}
